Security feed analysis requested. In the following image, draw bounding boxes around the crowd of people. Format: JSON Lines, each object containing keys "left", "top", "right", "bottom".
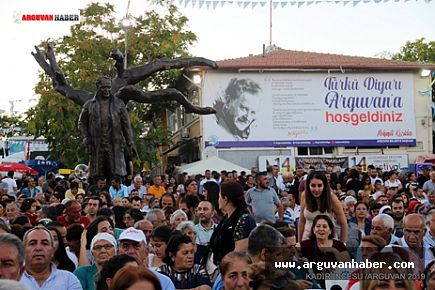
{"left": 0, "top": 163, "right": 434, "bottom": 290}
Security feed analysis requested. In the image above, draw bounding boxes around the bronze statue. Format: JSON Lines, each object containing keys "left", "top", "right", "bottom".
{"left": 78, "top": 76, "right": 137, "bottom": 179}
{"left": 32, "top": 44, "right": 217, "bottom": 180}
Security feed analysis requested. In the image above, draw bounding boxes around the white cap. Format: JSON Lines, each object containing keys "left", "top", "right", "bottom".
{"left": 344, "top": 196, "right": 357, "bottom": 205}
{"left": 90, "top": 233, "right": 117, "bottom": 251}
{"left": 118, "top": 227, "right": 147, "bottom": 244}
{"left": 379, "top": 205, "right": 391, "bottom": 214}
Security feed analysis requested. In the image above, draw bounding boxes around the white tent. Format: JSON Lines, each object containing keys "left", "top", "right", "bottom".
{"left": 178, "top": 156, "right": 250, "bottom": 175}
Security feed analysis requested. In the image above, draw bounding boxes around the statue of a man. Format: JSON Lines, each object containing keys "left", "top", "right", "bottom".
{"left": 78, "top": 76, "right": 137, "bottom": 181}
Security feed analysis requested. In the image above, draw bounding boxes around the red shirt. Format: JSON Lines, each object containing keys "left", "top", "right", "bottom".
{"left": 56, "top": 215, "right": 90, "bottom": 228}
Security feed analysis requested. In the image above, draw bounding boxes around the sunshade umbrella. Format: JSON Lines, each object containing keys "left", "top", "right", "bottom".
{"left": 0, "top": 162, "right": 39, "bottom": 175}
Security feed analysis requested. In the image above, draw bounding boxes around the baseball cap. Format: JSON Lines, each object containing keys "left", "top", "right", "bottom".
{"left": 118, "top": 227, "right": 147, "bottom": 244}
{"left": 90, "top": 233, "right": 117, "bottom": 251}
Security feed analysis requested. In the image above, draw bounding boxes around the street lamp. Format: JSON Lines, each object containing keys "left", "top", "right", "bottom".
{"left": 121, "top": 17, "right": 132, "bottom": 70}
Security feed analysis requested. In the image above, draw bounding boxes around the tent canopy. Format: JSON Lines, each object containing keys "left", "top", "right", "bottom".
{"left": 178, "top": 156, "right": 250, "bottom": 175}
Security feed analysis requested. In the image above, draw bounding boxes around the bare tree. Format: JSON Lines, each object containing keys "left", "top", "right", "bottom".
{"left": 32, "top": 44, "right": 218, "bottom": 114}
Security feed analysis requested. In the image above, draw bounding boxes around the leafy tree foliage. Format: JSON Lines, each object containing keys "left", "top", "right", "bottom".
{"left": 392, "top": 38, "right": 435, "bottom": 63}
{"left": 26, "top": 2, "right": 197, "bottom": 169}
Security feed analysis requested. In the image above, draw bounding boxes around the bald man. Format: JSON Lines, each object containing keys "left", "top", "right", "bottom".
{"left": 399, "top": 214, "right": 434, "bottom": 267}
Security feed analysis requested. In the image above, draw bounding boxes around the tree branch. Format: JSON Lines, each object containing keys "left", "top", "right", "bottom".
{"left": 111, "top": 56, "right": 218, "bottom": 92}
{"left": 117, "top": 85, "right": 216, "bottom": 115}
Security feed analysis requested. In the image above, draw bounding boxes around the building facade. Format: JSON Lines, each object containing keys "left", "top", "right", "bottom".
{"left": 165, "top": 49, "right": 435, "bottom": 172}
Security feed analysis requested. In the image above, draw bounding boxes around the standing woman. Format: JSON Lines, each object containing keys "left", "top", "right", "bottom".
{"left": 209, "top": 181, "right": 256, "bottom": 265}
{"left": 298, "top": 171, "right": 347, "bottom": 243}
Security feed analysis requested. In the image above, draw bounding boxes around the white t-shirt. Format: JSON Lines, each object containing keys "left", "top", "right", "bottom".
{"left": 384, "top": 179, "right": 401, "bottom": 188}
{"left": 2, "top": 177, "right": 17, "bottom": 196}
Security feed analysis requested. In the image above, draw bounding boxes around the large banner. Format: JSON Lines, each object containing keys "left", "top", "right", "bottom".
{"left": 295, "top": 157, "right": 349, "bottom": 170}
{"left": 202, "top": 72, "right": 416, "bottom": 148}
{"left": 348, "top": 155, "right": 409, "bottom": 172}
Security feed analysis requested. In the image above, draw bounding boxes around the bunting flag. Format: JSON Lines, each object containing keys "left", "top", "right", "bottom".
{"left": 160, "top": 0, "right": 431, "bottom": 8}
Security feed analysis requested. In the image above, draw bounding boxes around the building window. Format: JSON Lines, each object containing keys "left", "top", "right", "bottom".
{"left": 297, "top": 147, "right": 333, "bottom": 156}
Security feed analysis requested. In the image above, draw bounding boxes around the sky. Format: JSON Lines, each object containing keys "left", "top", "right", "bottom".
{"left": 0, "top": 0, "right": 434, "bottom": 114}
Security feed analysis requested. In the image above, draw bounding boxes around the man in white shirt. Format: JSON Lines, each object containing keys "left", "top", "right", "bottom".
{"left": 3, "top": 171, "right": 17, "bottom": 198}
{"left": 19, "top": 226, "right": 82, "bottom": 290}
{"left": 199, "top": 170, "right": 217, "bottom": 194}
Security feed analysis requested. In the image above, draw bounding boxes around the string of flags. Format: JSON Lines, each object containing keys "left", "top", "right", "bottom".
{"left": 167, "top": 0, "right": 432, "bottom": 9}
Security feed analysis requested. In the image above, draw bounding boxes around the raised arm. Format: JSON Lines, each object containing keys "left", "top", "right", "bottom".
{"left": 332, "top": 194, "right": 348, "bottom": 244}
{"left": 32, "top": 44, "right": 93, "bottom": 106}
{"left": 298, "top": 192, "right": 306, "bottom": 242}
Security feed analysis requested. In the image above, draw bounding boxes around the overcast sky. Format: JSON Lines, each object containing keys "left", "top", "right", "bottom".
{"left": 0, "top": 0, "right": 434, "bottom": 113}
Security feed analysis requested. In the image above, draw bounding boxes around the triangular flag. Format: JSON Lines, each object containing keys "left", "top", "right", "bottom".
{"left": 334, "top": 1, "right": 340, "bottom": 3}
{"left": 244, "top": 1, "right": 250, "bottom": 7}
{"left": 206, "top": 1, "right": 212, "bottom": 8}
{"left": 307, "top": 1, "right": 314, "bottom": 5}
{"left": 213, "top": 0, "right": 219, "bottom": 8}
{"left": 281, "top": 1, "right": 288, "bottom": 6}
{"left": 252, "top": 1, "right": 259, "bottom": 8}
{"left": 221, "top": 1, "right": 226, "bottom": 6}
{"left": 315, "top": 1, "right": 322, "bottom": 4}
{"left": 343, "top": 0, "right": 350, "bottom": 4}
{"left": 298, "top": 1, "right": 305, "bottom": 6}
{"left": 273, "top": 1, "right": 280, "bottom": 8}
{"left": 184, "top": 0, "right": 190, "bottom": 7}
{"left": 290, "top": 1, "right": 297, "bottom": 5}
{"left": 260, "top": 1, "right": 267, "bottom": 6}
{"left": 237, "top": 1, "right": 243, "bottom": 6}
{"left": 199, "top": 0, "right": 205, "bottom": 8}
{"left": 353, "top": 0, "right": 360, "bottom": 5}
{"left": 192, "top": 0, "right": 197, "bottom": 6}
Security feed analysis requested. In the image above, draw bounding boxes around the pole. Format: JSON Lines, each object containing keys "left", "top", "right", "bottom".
{"left": 269, "top": 0, "right": 272, "bottom": 46}
{"left": 124, "top": 30, "right": 128, "bottom": 70}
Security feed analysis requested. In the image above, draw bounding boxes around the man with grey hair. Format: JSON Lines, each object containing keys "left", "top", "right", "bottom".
{"left": 248, "top": 224, "right": 287, "bottom": 263}
{"left": 0, "top": 233, "right": 25, "bottom": 280}
{"left": 19, "top": 226, "right": 82, "bottom": 290}
{"left": 370, "top": 213, "right": 399, "bottom": 245}
{"left": 127, "top": 175, "right": 147, "bottom": 198}
{"left": 399, "top": 213, "right": 434, "bottom": 266}
{"left": 145, "top": 208, "right": 166, "bottom": 228}
{"left": 134, "top": 219, "right": 154, "bottom": 242}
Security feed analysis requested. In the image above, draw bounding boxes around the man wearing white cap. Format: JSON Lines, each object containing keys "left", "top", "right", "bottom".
{"left": 74, "top": 233, "right": 117, "bottom": 290}
{"left": 118, "top": 227, "right": 175, "bottom": 290}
